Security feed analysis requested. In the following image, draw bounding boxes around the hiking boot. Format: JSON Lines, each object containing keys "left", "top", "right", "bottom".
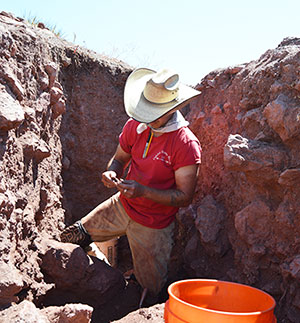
{"left": 60, "top": 220, "right": 92, "bottom": 249}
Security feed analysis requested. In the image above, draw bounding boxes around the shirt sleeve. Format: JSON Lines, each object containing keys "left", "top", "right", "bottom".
{"left": 173, "top": 140, "right": 201, "bottom": 170}
{"left": 119, "top": 118, "right": 137, "bottom": 154}
{"left": 172, "top": 128, "right": 202, "bottom": 170}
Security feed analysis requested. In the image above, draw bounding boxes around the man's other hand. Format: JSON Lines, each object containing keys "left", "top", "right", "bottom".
{"left": 117, "top": 180, "right": 145, "bottom": 198}
{"left": 102, "top": 171, "right": 122, "bottom": 188}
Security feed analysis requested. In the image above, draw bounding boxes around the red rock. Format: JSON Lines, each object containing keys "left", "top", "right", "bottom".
{"left": 52, "top": 97, "right": 66, "bottom": 119}
{"left": 263, "top": 94, "right": 300, "bottom": 142}
{"left": 195, "top": 195, "right": 228, "bottom": 255}
{"left": 278, "top": 168, "right": 300, "bottom": 187}
{"left": 0, "top": 64, "right": 24, "bottom": 101}
{"left": 45, "top": 62, "right": 57, "bottom": 88}
{"left": 111, "top": 304, "right": 165, "bottom": 323}
{"left": 41, "top": 303, "right": 93, "bottom": 323}
{"left": 0, "top": 262, "right": 23, "bottom": 306}
{"left": 0, "top": 86, "right": 24, "bottom": 130}
{"left": 0, "top": 300, "right": 49, "bottom": 322}
{"left": 39, "top": 239, "right": 126, "bottom": 305}
{"left": 50, "top": 86, "right": 63, "bottom": 105}
{"left": 20, "top": 132, "right": 51, "bottom": 161}
{"left": 224, "top": 134, "right": 287, "bottom": 183}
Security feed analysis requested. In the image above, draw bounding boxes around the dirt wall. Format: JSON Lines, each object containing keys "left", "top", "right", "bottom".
{"left": 0, "top": 11, "right": 130, "bottom": 320}
{"left": 183, "top": 37, "right": 300, "bottom": 322}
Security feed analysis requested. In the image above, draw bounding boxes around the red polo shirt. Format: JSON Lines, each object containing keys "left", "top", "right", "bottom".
{"left": 119, "top": 118, "right": 201, "bottom": 229}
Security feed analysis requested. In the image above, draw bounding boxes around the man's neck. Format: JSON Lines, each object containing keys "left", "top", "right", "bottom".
{"left": 151, "top": 130, "right": 164, "bottom": 137}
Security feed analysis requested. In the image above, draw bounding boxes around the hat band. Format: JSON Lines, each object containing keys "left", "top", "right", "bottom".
{"left": 143, "top": 79, "right": 179, "bottom": 104}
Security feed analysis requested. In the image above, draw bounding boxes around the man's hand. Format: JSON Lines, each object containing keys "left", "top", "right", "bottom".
{"left": 103, "top": 144, "right": 131, "bottom": 189}
{"left": 102, "top": 170, "right": 123, "bottom": 188}
{"left": 116, "top": 180, "right": 145, "bottom": 198}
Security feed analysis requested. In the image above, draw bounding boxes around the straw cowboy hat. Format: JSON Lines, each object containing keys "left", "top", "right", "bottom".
{"left": 124, "top": 68, "right": 201, "bottom": 123}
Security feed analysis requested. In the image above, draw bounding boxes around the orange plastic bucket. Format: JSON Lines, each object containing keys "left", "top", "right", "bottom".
{"left": 164, "top": 279, "right": 276, "bottom": 323}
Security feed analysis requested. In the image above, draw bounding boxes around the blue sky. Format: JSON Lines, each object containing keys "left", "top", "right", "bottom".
{"left": 2, "top": 0, "right": 300, "bottom": 84}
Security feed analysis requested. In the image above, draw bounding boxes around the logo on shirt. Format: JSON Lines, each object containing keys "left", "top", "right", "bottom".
{"left": 153, "top": 150, "right": 171, "bottom": 165}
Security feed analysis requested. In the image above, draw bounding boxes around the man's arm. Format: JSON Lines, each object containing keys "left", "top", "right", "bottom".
{"left": 102, "top": 144, "right": 131, "bottom": 188}
{"left": 117, "top": 164, "right": 199, "bottom": 207}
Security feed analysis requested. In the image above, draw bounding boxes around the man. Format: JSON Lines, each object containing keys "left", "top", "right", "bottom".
{"left": 61, "top": 67, "right": 201, "bottom": 304}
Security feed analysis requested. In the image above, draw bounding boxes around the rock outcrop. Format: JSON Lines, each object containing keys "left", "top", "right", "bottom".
{"left": 0, "top": 300, "right": 93, "bottom": 323}
{"left": 39, "top": 239, "right": 126, "bottom": 307}
{"left": 0, "top": 10, "right": 130, "bottom": 321}
{"left": 112, "top": 304, "right": 165, "bottom": 323}
{"left": 183, "top": 37, "right": 300, "bottom": 322}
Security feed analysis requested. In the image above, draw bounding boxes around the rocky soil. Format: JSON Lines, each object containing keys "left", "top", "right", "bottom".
{"left": 184, "top": 37, "right": 300, "bottom": 323}
{"left": 0, "top": 10, "right": 300, "bottom": 323}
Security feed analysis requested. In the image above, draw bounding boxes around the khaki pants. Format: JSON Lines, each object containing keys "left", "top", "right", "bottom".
{"left": 81, "top": 192, "right": 175, "bottom": 295}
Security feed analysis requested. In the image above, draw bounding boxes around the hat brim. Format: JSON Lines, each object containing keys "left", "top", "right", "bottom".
{"left": 124, "top": 68, "right": 201, "bottom": 123}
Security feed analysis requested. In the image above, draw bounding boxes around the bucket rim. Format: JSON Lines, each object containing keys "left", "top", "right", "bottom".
{"left": 167, "top": 278, "right": 276, "bottom": 317}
